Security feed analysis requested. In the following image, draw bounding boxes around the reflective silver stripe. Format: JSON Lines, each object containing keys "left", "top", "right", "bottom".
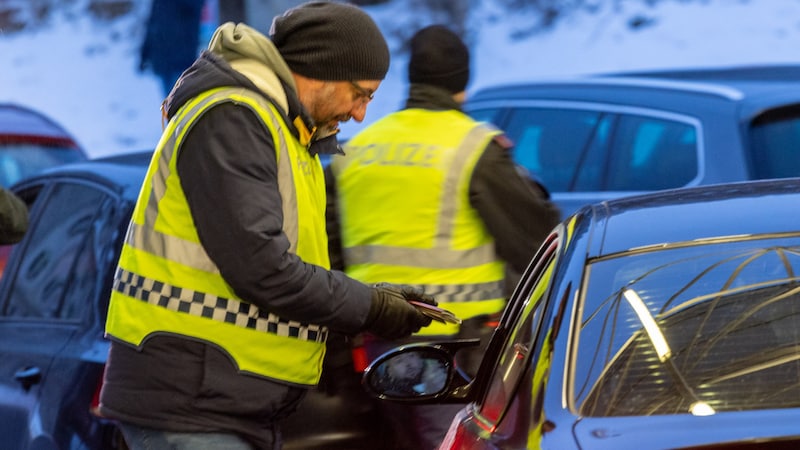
{"left": 126, "top": 222, "right": 219, "bottom": 274}
{"left": 114, "top": 268, "right": 327, "bottom": 342}
{"left": 410, "top": 281, "right": 505, "bottom": 303}
{"left": 435, "top": 124, "right": 495, "bottom": 245}
{"left": 260, "top": 102, "right": 298, "bottom": 252}
{"left": 146, "top": 93, "right": 214, "bottom": 226}
{"left": 344, "top": 124, "right": 499, "bottom": 268}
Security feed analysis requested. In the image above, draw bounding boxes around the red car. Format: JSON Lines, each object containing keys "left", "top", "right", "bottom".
{"left": 0, "top": 103, "right": 88, "bottom": 277}
{"left": 0, "top": 103, "right": 87, "bottom": 187}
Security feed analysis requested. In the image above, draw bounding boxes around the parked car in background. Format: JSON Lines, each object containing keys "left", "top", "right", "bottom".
{"left": 0, "top": 103, "right": 87, "bottom": 279}
{"left": 0, "top": 103, "right": 87, "bottom": 187}
{"left": 464, "top": 64, "right": 800, "bottom": 217}
{"left": 365, "top": 177, "right": 800, "bottom": 449}
{"left": 0, "top": 152, "right": 385, "bottom": 449}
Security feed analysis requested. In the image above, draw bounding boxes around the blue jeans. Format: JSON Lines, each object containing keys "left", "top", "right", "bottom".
{"left": 119, "top": 423, "right": 256, "bottom": 450}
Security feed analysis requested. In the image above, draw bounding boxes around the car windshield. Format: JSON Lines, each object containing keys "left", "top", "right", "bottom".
{"left": 574, "top": 235, "right": 800, "bottom": 417}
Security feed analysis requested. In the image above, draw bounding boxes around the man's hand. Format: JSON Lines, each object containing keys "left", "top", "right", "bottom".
{"left": 373, "top": 282, "right": 437, "bottom": 306}
{"left": 365, "top": 283, "right": 436, "bottom": 339}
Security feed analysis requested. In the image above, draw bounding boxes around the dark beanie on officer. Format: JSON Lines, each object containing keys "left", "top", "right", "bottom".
{"left": 408, "top": 25, "right": 470, "bottom": 93}
{"left": 270, "top": 1, "right": 390, "bottom": 81}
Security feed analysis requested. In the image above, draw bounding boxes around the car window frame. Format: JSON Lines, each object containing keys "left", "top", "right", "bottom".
{"left": 0, "top": 176, "right": 124, "bottom": 326}
{"left": 471, "top": 229, "right": 562, "bottom": 431}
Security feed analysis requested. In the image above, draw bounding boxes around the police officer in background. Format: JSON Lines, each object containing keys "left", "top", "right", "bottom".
{"left": 326, "top": 25, "right": 561, "bottom": 450}
{"left": 99, "top": 2, "right": 437, "bottom": 449}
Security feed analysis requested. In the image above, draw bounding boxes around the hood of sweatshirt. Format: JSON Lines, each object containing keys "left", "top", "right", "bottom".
{"left": 163, "top": 23, "right": 341, "bottom": 155}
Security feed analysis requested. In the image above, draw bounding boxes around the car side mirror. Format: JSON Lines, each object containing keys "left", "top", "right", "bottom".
{"left": 362, "top": 340, "right": 479, "bottom": 403}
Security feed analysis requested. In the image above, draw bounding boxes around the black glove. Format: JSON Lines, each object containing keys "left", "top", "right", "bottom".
{"left": 364, "top": 283, "right": 437, "bottom": 340}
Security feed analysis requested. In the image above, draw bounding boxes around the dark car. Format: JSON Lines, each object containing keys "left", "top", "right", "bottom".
{"left": 0, "top": 103, "right": 87, "bottom": 279}
{"left": 464, "top": 64, "right": 800, "bottom": 217}
{"left": 0, "top": 151, "right": 384, "bottom": 449}
{"left": 0, "top": 103, "right": 87, "bottom": 187}
{"left": 365, "top": 177, "right": 800, "bottom": 449}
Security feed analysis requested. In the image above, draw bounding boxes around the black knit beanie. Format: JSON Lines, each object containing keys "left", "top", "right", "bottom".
{"left": 269, "top": 1, "right": 390, "bottom": 81}
{"left": 408, "top": 25, "right": 470, "bottom": 93}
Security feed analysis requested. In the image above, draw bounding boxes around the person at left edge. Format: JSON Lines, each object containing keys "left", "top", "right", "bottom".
{"left": 0, "top": 188, "right": 28, "bottom": 244}
{"left": 98, "top": 2, "right": 436, "bottom": 450}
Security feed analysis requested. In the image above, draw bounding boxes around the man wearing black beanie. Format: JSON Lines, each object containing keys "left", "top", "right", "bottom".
{"left": 98, "top": 2, "right": 438, "bottom": 449}
{"left": 327, "top": 24, "right": 561, "bottom": 450}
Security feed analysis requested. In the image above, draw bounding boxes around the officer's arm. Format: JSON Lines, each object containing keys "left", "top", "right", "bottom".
{"left": 468, "top": 136, "right": 561, "bottom": 274}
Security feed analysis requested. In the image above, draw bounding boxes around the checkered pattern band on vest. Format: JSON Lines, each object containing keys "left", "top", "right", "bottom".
{"left": 412, "top": 281, "right": 505, "bottom": 303}
{"left": 113, "top": 268, "right": 327, "bottom": 343}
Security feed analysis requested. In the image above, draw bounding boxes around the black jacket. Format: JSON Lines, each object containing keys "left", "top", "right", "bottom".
{"left": 101, "top": 29, "right": 373, "bottom": 448}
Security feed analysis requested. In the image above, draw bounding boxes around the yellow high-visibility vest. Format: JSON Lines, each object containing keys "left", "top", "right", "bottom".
{"left": 106, "top": 87, "right": 329, "bottom": 386}
{"left": 332, "top": 108, "right": 506, "bottom": 336}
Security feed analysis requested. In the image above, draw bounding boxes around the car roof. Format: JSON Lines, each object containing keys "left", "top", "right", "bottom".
{"left": 602, "top": 63, "right": 800, "bottom": 82}
{"left": 584, "top": 177, "right": 800, "bottom": 258}
{"left": 0, "top": 103, "right": 76, "bottom": 140}
{"left": 468, "top": 64, "right": 800, "bottom": 118}
{"left": 12, "top": 150, "right": 152, "bottom": 200}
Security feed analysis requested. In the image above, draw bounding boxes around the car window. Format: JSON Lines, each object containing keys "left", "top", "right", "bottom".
{"left": 1, "top": 182, "right": 116, "bottom": 320}
{"left": 748, "top": 107, "right": 800, "bottom": 179}
{"left": 605, "top": 114, "right": 698, "bottom": 190}
{"left": 477, "top": 234, "right": 559, "bottom": 425}
{"left": 575, "top": 235, "right": 800, "bottom": 417}
{"left": 0, "top": 142, "right": 85, "bottom": 187}
{"left": 501, "top": 108, "right": 602, "bottom": 192}
{"left": 478, "top": 106, "right": 700, "bottom": 193}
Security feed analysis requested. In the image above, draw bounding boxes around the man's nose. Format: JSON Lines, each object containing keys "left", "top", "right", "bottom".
{"left": 349, "top": 101, "right": 368, "bottom": 123}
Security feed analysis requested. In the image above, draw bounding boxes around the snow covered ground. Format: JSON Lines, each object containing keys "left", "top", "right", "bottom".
{"left": 2, "top": 0, "right": 800, "bottom": 158}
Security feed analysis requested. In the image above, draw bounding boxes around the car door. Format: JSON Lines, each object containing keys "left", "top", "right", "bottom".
{"left": 439, "top": 230, "right": 563, "bottom": 450}
{"left": 0, "top": 176, "right": 127, "bottom": 449}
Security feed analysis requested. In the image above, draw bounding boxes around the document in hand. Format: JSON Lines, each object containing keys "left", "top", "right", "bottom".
{"left": 407, "top": 300, "right": 461, "bottom": 324}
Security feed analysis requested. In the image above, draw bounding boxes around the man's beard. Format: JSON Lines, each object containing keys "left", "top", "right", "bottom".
{"left": 313, "top": 122, "right": 341, "bottom": 140}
